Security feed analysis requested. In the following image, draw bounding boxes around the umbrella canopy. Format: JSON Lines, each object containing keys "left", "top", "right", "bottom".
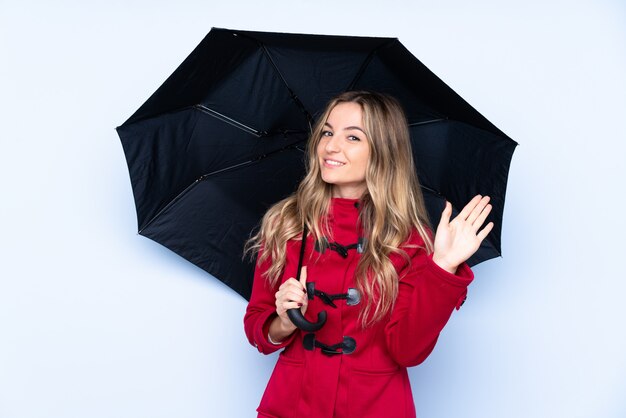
{"left": 116, "top": 27, "right": 517, "bottom": 300}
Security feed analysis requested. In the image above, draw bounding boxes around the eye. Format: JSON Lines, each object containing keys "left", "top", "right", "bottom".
{"left": 347, "top": 135, "right": 361, "bottom": 142}
{"left": 321, "top": 130, "right": 333, "bottom": 137}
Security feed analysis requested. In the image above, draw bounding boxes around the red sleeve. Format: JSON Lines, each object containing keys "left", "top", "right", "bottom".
{"left": 384, "top": 234, "right": 474, "bottom": 368}
{"left": 243, "top": 248, "right": 298, "bottom": 355}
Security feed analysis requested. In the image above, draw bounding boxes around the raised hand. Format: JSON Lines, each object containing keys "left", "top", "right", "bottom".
{"left": 433, "top": 195, "right": 494, "bottom": 274}
{"left": 274, "top": 266, "right": 308, "bottom": 333}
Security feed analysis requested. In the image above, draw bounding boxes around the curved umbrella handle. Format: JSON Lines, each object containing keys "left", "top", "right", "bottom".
{"left": 287, "top": 308, "right": 327, "bottom": 332}
{"left": 288, "top": 225, "right": 326, "bottom": 332}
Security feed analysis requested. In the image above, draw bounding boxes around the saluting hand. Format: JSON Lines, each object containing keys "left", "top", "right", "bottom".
{"left": 274, "top": 266, "right": 308, "bottom": 333}
{"left": 433, "top": 195, "right": 494, "bottom": 274}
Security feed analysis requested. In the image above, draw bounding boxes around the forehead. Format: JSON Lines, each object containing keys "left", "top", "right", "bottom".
{"left": 326, "top": 102, "right": 364, "bottom": 127}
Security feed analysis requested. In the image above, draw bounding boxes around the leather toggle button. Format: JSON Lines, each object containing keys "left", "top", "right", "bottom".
{"left": 306, "top": 284, "right": 360, "bottom": 308}
{"left": 315, "top": 289, "right": 338, "bottom": 308}
{"left": 346, "top": 288, "right": 361, "bottom": 306}
{"left": 314, "top": 237, "right": 364, "bottom": 257}
{"left": 328, "top": 242, "right": 349, "bottom": 258}
{"left": 303, "top": 333, "right": 316, "bottom": 351}
{"left": 303, "top": 334, "right": 357, "bottom": 355}
{"left": 341, "top": 336, "right": 356, "bottom": 354}
{"left": 357, "top": 237, "right": 367, "bottom": 253}
{"left": 314, "top": 237, "right": 329, "bottom": 254}
{"left": 306, "top": 282, "right": 316, "bottom": 301}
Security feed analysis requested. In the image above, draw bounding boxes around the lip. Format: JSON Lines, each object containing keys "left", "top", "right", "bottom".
{"left": 322, "top": 158, "right": 346, "bottom": 168}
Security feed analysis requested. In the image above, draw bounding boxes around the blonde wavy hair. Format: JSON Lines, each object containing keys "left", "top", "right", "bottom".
{"left": 246, "top": 91, "right": 433, "bottom": 327}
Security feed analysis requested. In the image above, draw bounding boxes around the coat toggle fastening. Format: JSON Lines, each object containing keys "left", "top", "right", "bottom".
{"left": 306, "top": 282, "right": 361, "bottom": 307}
{"left": 303, "top": 333, "right": 356, "bottom": 356}
{"left": 314, "top": 237, "right": 367, "bottom": 257}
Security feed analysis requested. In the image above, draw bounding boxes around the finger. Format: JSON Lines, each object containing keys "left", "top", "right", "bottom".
{"left": 275, "top": 287, "right": 300, "bottom": 302}
{"left": 277, "top": 280, "right": 291, "bottom": 292}
{"left": 274, "top": 290, "right": 284, "bottom": 305}
{"left": 457, "top": 195, "right": 482, "bottom": 221}
{"left": 284, "top": 290, "right": 307, "bottom": 304}
{"left": 472, "top": 203, "right": 492, "bottom": 232}
{"left": 467, "top": 196, "right": 490, "bottom": 225}
{"left": 438, "top": 201, "right": 452, "bottom": 228}
{"left": 477, "top": 222, "right": 494, "bottom": 242}
{"left": 282, "top": 278, "right": 307, "bottom": 294}
{"left": 280, "top": 301, "right": 305, "bottom": 313}
{"left": 299, "top": 266, "right": 307, "bottom": 290}
{"left": 282, "top": 278, "right": 301, "bottom": 287}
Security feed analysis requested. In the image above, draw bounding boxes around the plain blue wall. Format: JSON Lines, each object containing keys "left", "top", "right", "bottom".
{"left": 1, "top": 1, "right": 625, "bottom": 417}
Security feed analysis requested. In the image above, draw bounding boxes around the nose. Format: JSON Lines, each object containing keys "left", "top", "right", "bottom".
{"left": 324, "top": 135, "right": 341, "bottom": 153}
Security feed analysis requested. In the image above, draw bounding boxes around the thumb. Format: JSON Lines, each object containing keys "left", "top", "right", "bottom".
{"left": 299, "top": 266, "right": 307, "bottom": 290}
{"left": 439, "top": 201, "right": 452, "bottom": 228}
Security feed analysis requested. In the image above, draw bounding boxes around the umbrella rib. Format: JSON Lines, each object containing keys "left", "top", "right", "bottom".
{"left": 198, "top": 141, "right": 305, "bottom": 178}
{"left": 257, "top": 43, "right": 314, "bottom": 127}
{"left": 195, "top": 104, "right": 310, "bottom": 138}
{"left": 138, "top": 143, "right": 306, "bottom": 234}
{"left": 408, "top": 118, "right": 447, "bottom": 127}
{"left": 234, "top": 31, "right": 313, "bottom": 126}
{"left": 195, "top": 104, "right": 263, "bottom": 137}
{"left": 346, "top": 39, "right": 396, "bottom": 91}
{"left": 419, "top": 183, "right": 444, "bottom": 198}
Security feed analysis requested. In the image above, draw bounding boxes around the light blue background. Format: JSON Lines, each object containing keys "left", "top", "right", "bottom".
{"left": 1, "top": 1, "right": 625, "bottom": 417}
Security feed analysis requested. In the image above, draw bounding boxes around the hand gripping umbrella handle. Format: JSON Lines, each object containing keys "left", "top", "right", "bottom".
{"left": 286, "top": 224, "right": 327, "bottom": 332}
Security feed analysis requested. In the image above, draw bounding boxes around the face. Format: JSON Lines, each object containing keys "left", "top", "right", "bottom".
{"left": 317, "top": 102, "right": 370, "bottom": 199}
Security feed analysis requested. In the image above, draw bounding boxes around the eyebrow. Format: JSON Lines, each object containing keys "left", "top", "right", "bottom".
{"left": 324, "top": 122, "right": 366, "bottom": 134}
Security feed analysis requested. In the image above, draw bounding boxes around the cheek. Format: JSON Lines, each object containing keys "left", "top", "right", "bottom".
{"left": 316, "top": 141, "right": 324, "bottom": 159}
{"left": 357, "top": 149, "right": 370, "bottom": 170}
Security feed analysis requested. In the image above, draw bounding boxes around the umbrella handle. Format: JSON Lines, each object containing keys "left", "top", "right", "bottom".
{"left": 288, "top": 226, "right": 327, "bottom": 332}
{"left": 287, "top": 308, "right": 327, "bottom": 332}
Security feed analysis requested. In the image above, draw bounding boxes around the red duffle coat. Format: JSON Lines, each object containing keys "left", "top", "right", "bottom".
{"left": 244, "top": 198, "right": 473, "bottom": 418}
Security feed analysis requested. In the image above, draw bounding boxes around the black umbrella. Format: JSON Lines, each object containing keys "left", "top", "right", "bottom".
{"left": 116, "top": 27, "right": 517, "bottom": 304}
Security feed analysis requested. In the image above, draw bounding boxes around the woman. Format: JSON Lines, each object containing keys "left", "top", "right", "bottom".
{"left": 244, "top": 91, "right": 493, "bottom": 418}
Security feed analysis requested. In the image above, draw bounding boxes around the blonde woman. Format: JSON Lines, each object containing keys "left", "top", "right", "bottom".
{"left": 244, "top": 91, "right": 493, "bottom": 418}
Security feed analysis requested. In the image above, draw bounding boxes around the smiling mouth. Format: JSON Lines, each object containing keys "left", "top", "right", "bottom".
{"left": 324, "top": 159, "right": 345, "bottom": 167}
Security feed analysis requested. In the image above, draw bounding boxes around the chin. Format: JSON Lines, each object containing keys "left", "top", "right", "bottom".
{"left": 320, "top": 175, "right": 336, "bottom": 186}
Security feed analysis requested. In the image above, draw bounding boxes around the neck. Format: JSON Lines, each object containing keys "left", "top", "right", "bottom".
{"left": 332, "top": 186, "right": 366, "bottom": 199}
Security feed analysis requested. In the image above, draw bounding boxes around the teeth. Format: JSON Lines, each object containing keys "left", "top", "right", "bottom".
{"left": 325, "top": 160, "right": 345, "bottom": 166}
